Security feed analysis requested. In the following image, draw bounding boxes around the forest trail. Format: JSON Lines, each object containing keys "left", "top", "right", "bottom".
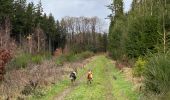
{"left": 53, "top": 56, "right": 96, "bottom": 100}
{"left": 53, "top": 73, "right": 83, "bottom": 100}
{"left": 51, "top": 55, "right": 140, "bottom": 100}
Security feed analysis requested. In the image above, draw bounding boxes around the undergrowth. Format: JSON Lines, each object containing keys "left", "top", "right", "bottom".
{"left": 56, "top": 51, "right": 94, "bottom": 65}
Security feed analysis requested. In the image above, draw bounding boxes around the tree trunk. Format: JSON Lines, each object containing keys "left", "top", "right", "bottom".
{"left": 37, "top": 28, "right": 40, "bottom": 53}
{"left": 163, "top": 12, "right": 166, "bottom": 53}
{"left": 49, "top": 37, "right": 52, "bottom": 53}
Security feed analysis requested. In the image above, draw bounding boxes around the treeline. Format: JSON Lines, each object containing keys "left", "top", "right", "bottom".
{"left": 0, "top": 0, "right": 65, "bottom": 53}
{"left": 108, "top": 0, "right": 170, "bottom": 59}
{"left": 0, "top": 0, "right": 107, "bottom": 54}
{"left": 108, "top": 0, "right": 170, "bottom": 97}
{"left": 61, "top": 16, "right": 107, "bottom": 53}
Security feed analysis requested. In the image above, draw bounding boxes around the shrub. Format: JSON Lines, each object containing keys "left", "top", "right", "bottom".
{"left": 133, "top": 57, "right": 146, "bottom": 77}
{"left": 55, "top": 51, "right": 94, "bottom": 65}
{"left": 144, "top": 53, "right": 170, "bottom": 94}
{"left": 11, "top": 53, "right": 31, "bottom": 69}
{"left": 41, "top": 52, "right": 52, "bottom": 60}
{"left": 78, "top": 51, "right": 94, "bottom": 59}
{"left": 31, "top": 55, "right": 43, "bottom": 64}
{"left": 56, "top": 55, "right": 66, "bottom": 66}
{"left": 65, "top": 53, "right": 78, "bottom": 62}
{"left": 65, "top": 51, "right": 94, "bottom": 62}
{"left": 8, "top": 52, "right": 52, "bottom": 69}
{"left": 32, "top": 88, "right": 46, "bottom": 98}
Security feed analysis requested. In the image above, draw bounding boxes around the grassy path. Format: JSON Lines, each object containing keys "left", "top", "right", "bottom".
{"left": 65, "top": 55, "right": 140, "bottom": 100}
{"left": 65, "top": 56, "right": 108, "bottom": 100}
{"left": 32, "top": 55, "right": 141, "bottom": 100}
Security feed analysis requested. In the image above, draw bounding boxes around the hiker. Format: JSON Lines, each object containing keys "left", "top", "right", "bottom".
{"left": 69, "top": 71, "right": 77, "bottom": 84}
{"left": 87, "top": 69, "right": 93, "bottom": 84}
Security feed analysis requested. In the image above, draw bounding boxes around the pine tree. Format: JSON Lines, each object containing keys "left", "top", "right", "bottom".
{"left": 12, "top": 0, "right": 27, "bottom": 42}
{"left": 25, "top": 2, "right": 35, "bottom": 33}
{"left": 0, "top": 0, "right": 13, "bottom": 25}
{"left": 108, "top": 0, "right": 124, "bottom": 59}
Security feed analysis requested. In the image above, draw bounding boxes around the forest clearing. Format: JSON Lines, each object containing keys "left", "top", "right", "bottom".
{"left": 55, "top": 55, "right": 140, "bottom": 100}
{"left": 1, "top": 55, "right": 142, "bottom": 100}
{"left": 41, "top": 55, "right": 141, "bottom": 100}
{"left": 1, "top": 0, "right": 170, "bottom": 100}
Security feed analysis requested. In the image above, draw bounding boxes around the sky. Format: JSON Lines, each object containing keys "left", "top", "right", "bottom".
{"left": 27, "top": 0, "right": 132, "bottom": 32}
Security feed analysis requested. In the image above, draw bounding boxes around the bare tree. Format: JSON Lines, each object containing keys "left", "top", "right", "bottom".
{"left": 0, "top": 18, "right": 16, "bottom": 82}
{"left": 61, "top": 16, "right": 105, "bottom": 53}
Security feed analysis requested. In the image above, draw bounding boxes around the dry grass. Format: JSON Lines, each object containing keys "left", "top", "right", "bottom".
{"left": 122, "top": 68, "right": 144, "bottom": 92}
{"left": 0, "top": 56, "right": 91, "bottom": 100}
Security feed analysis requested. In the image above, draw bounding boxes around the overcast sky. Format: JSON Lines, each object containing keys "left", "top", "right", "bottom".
{"left": 27, "top": 0, "right": 132, "bottom": 32}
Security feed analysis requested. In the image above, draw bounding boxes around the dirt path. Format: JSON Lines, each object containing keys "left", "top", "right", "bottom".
{"left": 53, "top": 76, "right": 83, "bottom": 100}
{"left": 54, "top": 86, "right": 74, "bottom": 100}
{"left": 45, "top": 55, "right": 140, "bottom": 100}
{"left": 53, "top": 57, "right": 95, "bottom": 100}
{"left": 53, "top": 55, "right": 116, "bottom": 100}
{"left": 104, "top": 64, "right": 115, "bottom": 100}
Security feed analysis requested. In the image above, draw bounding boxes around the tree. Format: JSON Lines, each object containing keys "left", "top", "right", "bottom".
{"left": 47, "top": 14, "right": 57, "bottom": 52}
{"left": 12, "top": 0, "right": 27, "bottom": 42}
{"left": 0, "top": 0, "right": 13, "bottom": 25}
{"left": 114, "top": 0, "right": 123, "bottom": 19}
{"left": 25, "top": 2, "right": 35, "bottom": 33}
{"left": 34, "top": 0, "right": 43, "bottom": 26}
{"left": 108, "top": 0, "right": 170, "bottom": 59}
{"left": 108, "top": 0, "right": 125, "bottom": 59}
{"left": 60, "top": 19, "right": 67, "bottom": 52}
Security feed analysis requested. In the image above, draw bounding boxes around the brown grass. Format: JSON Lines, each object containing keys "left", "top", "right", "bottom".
{"left": 122, "top": 67, "right": 144, "bottom": 92}
{"left": 0, "top": 56, "right": 91, "bottom": 99}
